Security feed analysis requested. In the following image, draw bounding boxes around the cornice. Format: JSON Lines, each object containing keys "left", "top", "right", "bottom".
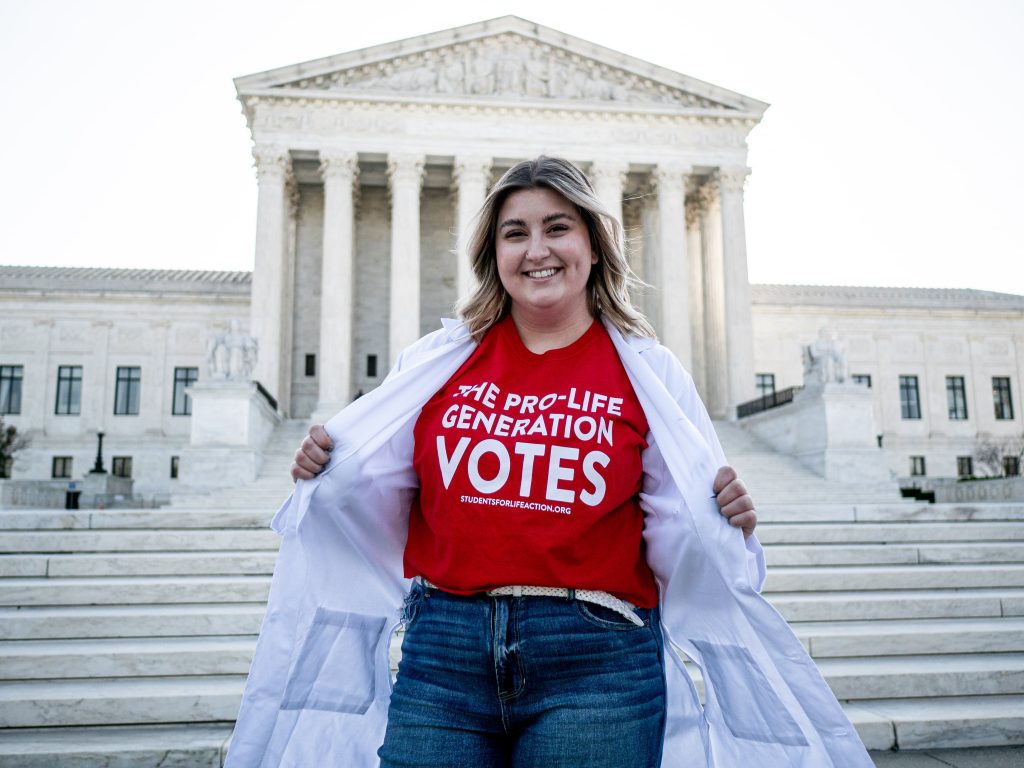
{"left": 751, "top": 284, "right": 1024, "bottom": 312}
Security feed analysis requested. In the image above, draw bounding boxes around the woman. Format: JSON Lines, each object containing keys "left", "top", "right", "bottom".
{"left": 227, "top": 157, "right": 872, "bottom": 767}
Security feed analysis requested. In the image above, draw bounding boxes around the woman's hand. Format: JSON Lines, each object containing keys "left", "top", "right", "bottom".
{"left": 291, "top": 424, "right": 333, "bottom": 481}
{"left": 713, "top": 466, "right": 757, "bottom": 539}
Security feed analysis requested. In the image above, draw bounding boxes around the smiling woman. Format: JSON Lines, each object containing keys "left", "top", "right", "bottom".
{"left": 227, "top": 157, "right": 873, "bottom": 768}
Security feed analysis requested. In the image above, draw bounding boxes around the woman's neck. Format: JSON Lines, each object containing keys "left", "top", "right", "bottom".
{"left": 509, "top": 307, "right": 596, "bottom": 354}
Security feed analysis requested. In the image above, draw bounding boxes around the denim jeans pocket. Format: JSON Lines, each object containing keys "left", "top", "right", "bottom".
{"left": 281, "top": 606, "right": 387, "bottom": 715}
{"left": 575, "top": 601, "right": 650, "bottom": 630}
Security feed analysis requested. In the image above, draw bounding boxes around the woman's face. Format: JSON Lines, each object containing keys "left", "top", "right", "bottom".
{"left": 495, "top": 186, "right": 597, "bottom": 325}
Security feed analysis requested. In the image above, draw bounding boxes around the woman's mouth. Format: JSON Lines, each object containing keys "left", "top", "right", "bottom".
{"left": 524, "top": 267, "right": 559, "bottom": 279}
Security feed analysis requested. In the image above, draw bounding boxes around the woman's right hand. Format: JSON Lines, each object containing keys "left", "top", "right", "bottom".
{"left": 291, "top": 424, "right": 333, "bottom": 481}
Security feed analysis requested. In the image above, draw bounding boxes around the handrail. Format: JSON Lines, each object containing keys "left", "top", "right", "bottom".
{"left": 737, "top": 386, "right": 801, "bottom": 419}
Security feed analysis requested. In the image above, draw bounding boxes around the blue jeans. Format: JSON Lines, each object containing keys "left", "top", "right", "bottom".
{"left": 378, "top": 582, "right": 666, "bottom": 767}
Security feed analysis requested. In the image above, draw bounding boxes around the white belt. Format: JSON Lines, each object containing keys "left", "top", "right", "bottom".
{"left": 419, "top": 579, "right": 645, "bottom": 627}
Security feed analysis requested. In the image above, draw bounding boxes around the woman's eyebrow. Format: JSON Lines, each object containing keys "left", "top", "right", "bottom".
{"left": 499, "top": 212, "right": 576, "bottom": 229}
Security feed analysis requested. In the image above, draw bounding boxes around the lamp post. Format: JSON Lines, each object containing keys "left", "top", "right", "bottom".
{"left": 90, "top": 431, "right": 107, "bottom": 474}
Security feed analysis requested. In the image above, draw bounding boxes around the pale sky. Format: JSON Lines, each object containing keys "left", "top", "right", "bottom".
{"left": 1, "top": 0, "right": 1021, "bottom": 294}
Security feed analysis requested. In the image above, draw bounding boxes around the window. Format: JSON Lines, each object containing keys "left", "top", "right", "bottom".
{"left": 0, "top": 455, "right": 11, "bottom": 479}
{"left": 51, "top": 456, "right": 73, "bottom": 479}
{"left": 111, "top": 456, "right": 132, "bottom": 478}
{"left": 956, "top": 456, "right": 974, "bottom": 478}
{"left": 1005, "top": 456, "right": 1021, "bottom": 477}
{"left": 172, "top": 367, "right": 198, "bottom": 416}
{"left": 170, "top": 455, "right": 180, "bottom": 479}
{"left": 946, "top": 376, "right": 968, "bottom": 420}
{"left": 993, "top": 377, "right": 1014, "bottom": 420}
{"left": 305, "top": 354, "right": 316, "bottom": 377}
{"left": 910, "top": 456, "right": 926, "bottom": 476}
{"left": 0, "top": 365, "right": 23, "bottom": 414}
{"left": 114, "top": 367, "right": 141, "bottom": 415}
{"left": 755, "top": 373, "right": 776, "bottom": 399}
{"left": 852, "top": 374, "right": 872, "bottom": 388}
{"left": 55, "top": 366, "right": 82, "bottom": 415}
{"left": 899, "top": 375, "right": 921, "bottom": 419}
{"left": 367, "top": 354, "right": 378, "bottom": 378}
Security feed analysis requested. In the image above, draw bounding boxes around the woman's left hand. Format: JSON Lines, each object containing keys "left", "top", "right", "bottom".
{"left": 713, "top": 466, "right": 757, "bottom": 539}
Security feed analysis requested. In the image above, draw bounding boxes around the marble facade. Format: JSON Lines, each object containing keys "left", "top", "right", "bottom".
{"left": 234, "top": 15, "right": 766, "bottom": 421}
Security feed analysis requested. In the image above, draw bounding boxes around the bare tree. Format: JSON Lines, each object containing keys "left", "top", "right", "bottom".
{"left": 974, "top": 435, "right": 1024, "bottom": 478}
{"left": 0, "top": 416, "right": 29, "bottom": 479}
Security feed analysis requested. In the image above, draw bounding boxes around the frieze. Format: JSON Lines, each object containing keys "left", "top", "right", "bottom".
{"left": 276, "top": 34, "right": 729, "bottom": 111}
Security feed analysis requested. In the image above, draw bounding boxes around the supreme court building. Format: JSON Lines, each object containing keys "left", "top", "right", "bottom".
{"left": 1, "top": 17, "right": 1022, "bottom": 503}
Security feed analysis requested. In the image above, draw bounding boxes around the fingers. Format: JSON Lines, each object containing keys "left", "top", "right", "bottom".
{"left": 713, "top": 465, "right": 737, "bottom": 495}
{"left": 309, "top": 424, "right": 333, "bottom": 451}
{"left": 715, "top": 465, "right": 757, "bottom": 538}
{"left": 289, "top": 425, "right": 333, "bottom": 483}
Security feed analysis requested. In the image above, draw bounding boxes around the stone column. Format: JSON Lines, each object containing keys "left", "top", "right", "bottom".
{"left": 314, "top": 150, "right": 359, "bottom": 421}
{"left": 652, "top": 163, "right": 692, "bottom": 371}
{"left": 453, "top": 156, "right": 491, "bottom": 302}
{"left": 590, "top": 159, "right": 629, "bottom": 226}
{"left": 718, "top": 167, "right": 757, "bottom": 413}
{"left": 686, "top": 198, "right": 707, "bottom": 399}
{"left": 249, "top": 145, "right": 291, "bottom": 406}
{"left": 387, "top": 153, "right": 425, "bottom": 366}
{"left": 700, "top": 181, "right": 729, "bottom": 419}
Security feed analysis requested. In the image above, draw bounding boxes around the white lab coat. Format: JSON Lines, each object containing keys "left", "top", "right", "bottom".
{"left": 226, "top": 317, "right": 873, "bottom": 767}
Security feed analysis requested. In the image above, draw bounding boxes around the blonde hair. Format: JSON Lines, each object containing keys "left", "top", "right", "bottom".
{"left": 457, "top": 156, "right": 655, "bottom": 340}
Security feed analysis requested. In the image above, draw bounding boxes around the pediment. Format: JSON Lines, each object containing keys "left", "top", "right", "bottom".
{"left": 236, "top": 17, "right": 767, "bottom": 116}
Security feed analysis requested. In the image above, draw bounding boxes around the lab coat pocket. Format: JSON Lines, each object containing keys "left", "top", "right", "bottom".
{"left": 281, "top": 607, "right": 387, "bottom": 715}
{"left": 691, "top": 639, "right": 808, "bottom": 747}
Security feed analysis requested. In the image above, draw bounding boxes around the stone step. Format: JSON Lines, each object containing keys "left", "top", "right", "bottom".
{"left": 0, "top": 551, "right": 277, "bottom": 578}
{"left": 794, "top": 617, "right": 1024, "bottom": 658}
{"left": 844, "top": 695, "right": 1024, "bottom": 750}
{"left": 765, "top": 542, "right": 1024, "bottom": 567}
{"left": 0, "top": 636, "right": 257, "bottom": 680}
{"left": 0, "top": 575, "right": 271, "bottom": 607}
{"left": 757, "top": 521, "right": 1024, "bottom": 545}
{"left": 758, "top": 503, "right": 1024, "bottom": 524}
{"left": 766, "top": 563, "right": 1024, "bottom": 592}
{"left": 818, "top": 653, "right": 1024, "bottom": 700}
{"left": 768, "top": 588, "right": 1024, "bottom": 622}
{"left": 0, "top": 676, "right": 245, "bottom": 728}
{"left": 0, "top": 508, "right": 276, "bottom": 531}
{"left": 0, "top": 528, "right": 281, "bottom": 553}
{"left": 0, "top": 725, "right": 233, "bottom": 768}
{"left": 0, "top": 604, "right": 266, "bottom": 640}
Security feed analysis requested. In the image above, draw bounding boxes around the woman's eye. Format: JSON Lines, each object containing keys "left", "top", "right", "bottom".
{"left": 548, "top": 224, "right": 568, "bottom": 234}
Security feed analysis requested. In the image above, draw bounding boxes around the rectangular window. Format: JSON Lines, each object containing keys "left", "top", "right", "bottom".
{"left": 946, "top": 376, "right": 968, "bottom": 420}
{"left": 172, "top": 367, "right": 198, "bottom": 416}
{"left": 910, "top": 456, "right": 926, "bottom": 476}
{"left": 0, "top": 365, "right": 23, "bottom": 414}
{"left": 114, "top": 367, "right": 141, "bottom": 415}
{"left": 993, "top": 377, "right": 1014, "bottom": 420}
{"left": 55, "top": 366, "right": 83, "bottom": 415}
{"left": 305, "top": 354, "right": 316, "bottom": 377}
{"left": 957, "top": 456, "right": 974, "bottom": 478}
{"left": 1004, "top": 456, "right": 1021, "bottom": 477}
{"left": 852, "top": 374, "right": 872, "bottom": 388}
{"left": 367, "top": 354, "right": 378, "bottom": 378}
{"left": 755, "top": 373, "right": 776, "bottom": 399}
{"left": 0, "top": 455, "right": 12, "bottom": 479}
{"left": 111, "top": 456, "right": 133, "bottom": 478}
{"left": 170, "top": 455, "right": 180, "bottom": 479}
{"left": 51, "top": 456, "right": 73, "bottom": 479}
{"left": 899, "top": 375, "right": 921, "bottom": 419}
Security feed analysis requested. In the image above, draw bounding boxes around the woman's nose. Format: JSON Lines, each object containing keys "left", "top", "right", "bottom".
{"left": 525, "top": 236, "right": 550, "bottom": 260}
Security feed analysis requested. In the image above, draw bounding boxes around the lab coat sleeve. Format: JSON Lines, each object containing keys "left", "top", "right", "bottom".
{"left": 642, "top": 342, "right": 767, "bottom": 592}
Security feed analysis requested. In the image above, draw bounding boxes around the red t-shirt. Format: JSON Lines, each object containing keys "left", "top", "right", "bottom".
{"left": 404, "top": 315, "right": 658, "bottom": 607}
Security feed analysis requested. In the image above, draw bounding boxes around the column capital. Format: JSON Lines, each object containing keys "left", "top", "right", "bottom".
{"left": 714, "top": 166, "right": 751, "bottom": 193}
{"left": 387, "top": 153, "right": 425, "bottom": 188}
{"left": 685, "top": 199, "right": 703, "bottom": 229}
{"left": 589, "top": 158, "right": 629, "bottom": 188}
{"left": 452, "top": 155, "right": 492, "bottom": 187}
{"left": 651, "top": 162, "right": 692, "bottom": 190}
{"left": 252, "top": 145, "right": 290, "bottom": 182}
{"left": 319, "top": 150, "right": 359, "bottom": 182}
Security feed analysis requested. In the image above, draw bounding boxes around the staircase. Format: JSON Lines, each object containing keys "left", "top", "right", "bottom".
{"left": 1, "top": 421, "right": 1023, "bottom": 764}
